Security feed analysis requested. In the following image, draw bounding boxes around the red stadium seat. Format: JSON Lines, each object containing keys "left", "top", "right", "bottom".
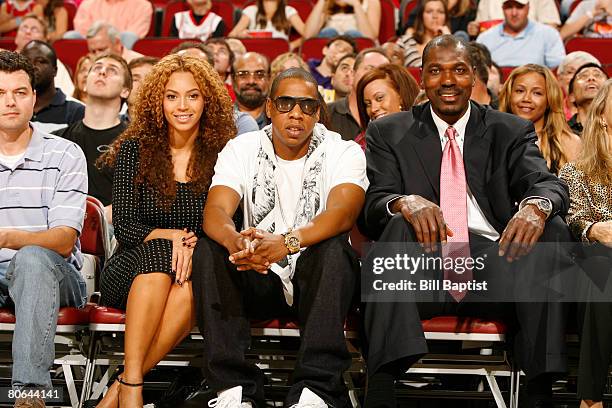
{"left": 565, "top": 37, "right": 612, "bottom": 65}
{"left": 133, "top": 37, "right": 186, "bottom": 57}
{"left": 407, "top": 66, "right": 420, "bottom": 83}
{"left": 54, "top": 39, "right": 89, "bottom": 77}
{"left": 64, "top": 0, "right": 77, "bottom": 31}
{"left": 400, "top": 0, "right": 418, "bottom": 33}
{"left": 211, "top": 0, "right": 237, "bottom": 34}
{"left": 379, "top": 0, "right": 397, "bottom": 44}
{"left": 161, "top": 0, "right": 189, "bottom": 37}
{"left": 501, "top": 66, "right": 515, "bottom": 82}
{"left": 300, "top": 36, "right": 375, "bottom": 61}
{"left": 287, "top": 0, "right": 314, "bottom": 22}
{"left": 239, "top": 37, "right": 290, "bottom": 60}
{"left": 0, "top": 38, "right": 16, "bottom": 51}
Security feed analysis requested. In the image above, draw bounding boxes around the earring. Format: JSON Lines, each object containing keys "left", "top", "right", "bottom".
{"left": 399, "top": 105, "right": 403, "bottom": 110}
{"left": 602, "top": 119, "right": 608, "bottom": 129}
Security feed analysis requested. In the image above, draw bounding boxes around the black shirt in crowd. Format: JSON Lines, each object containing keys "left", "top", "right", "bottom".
{"left": 55, "top": 120, "right": 127, "bottom": 206}
{"left": 327, "top": 97, "right": 361, "bottom": 141}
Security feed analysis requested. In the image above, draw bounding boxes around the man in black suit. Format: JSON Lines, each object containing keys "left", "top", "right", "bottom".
{"left": 361, "top": 35, "right": 573, "bottom": 408}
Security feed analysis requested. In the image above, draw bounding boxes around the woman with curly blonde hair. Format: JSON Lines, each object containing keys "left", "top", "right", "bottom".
{"left": 499, "top": 64, "right": 581, "bottom": 174}
{"left": 96, "top": 53, "right": 236, "bottom": 407}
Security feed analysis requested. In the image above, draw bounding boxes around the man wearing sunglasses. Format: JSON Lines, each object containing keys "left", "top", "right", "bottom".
{"left": 192, "top": 68, "right": 368, "bottom": 408}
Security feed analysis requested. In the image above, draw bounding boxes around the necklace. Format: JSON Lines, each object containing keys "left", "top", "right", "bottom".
{"left": 274, "top": 155, "right": 308, "bottom": 231}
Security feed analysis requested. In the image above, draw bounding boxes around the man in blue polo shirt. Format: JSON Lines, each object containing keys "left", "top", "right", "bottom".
{"left": 476, "top": 0, "right": 566, "bottom": 68}
{"left": 0, "top": 51, "right": 88, "bottom": 407}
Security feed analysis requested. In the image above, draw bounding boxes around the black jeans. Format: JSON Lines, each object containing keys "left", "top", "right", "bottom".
{"left": 192, "top": 234, "right": 360, "bottom": 407}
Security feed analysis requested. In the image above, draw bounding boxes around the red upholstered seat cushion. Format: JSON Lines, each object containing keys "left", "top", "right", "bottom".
{"left": 89, "top": 306, "right": 126, "bottom": 324}
{"left": 250, "top": 319, "right": 299, "bottom": 330}
{"left": 421, "top": 316, "right": 507, "bottom": 334}
{"left": 0, "top": 308, "right": 15, "bottom": 324}
{"left": 0, "top": 304, "right": 94, "bottom": 325}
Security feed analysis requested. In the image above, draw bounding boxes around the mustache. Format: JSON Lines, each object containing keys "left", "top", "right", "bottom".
{"left": 240, "top": 85, "right": 263, "bottom": 92}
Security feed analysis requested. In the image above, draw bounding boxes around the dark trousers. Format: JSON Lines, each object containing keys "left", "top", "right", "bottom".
{"left": 576, "top": 245, "right": 612, "bottom": 401}
{"left": 192, "top": 234, "right": 360, "bottom": 407}
{"left": 363, "top": 214, "right": 572, "bottom": 379}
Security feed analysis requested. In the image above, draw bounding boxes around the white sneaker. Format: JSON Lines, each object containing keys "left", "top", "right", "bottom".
{"left": 289, "top": 387, "right": 328, "bottom": 408}
{"left": 208, "top": 386, "right": 253, "bottom": 408}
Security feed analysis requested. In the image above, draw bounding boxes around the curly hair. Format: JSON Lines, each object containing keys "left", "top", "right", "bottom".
{"left": 99, "top": 54, "right": 236, "bottom": 210}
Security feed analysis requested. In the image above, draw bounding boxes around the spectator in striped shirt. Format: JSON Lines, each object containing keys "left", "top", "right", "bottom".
{"left": 0, "top": 50, "right": 88, "bottom": 408}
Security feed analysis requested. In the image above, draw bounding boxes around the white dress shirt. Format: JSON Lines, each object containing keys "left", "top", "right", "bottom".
{"left": 429, "top": 105, "right": 500, "bottom": 241}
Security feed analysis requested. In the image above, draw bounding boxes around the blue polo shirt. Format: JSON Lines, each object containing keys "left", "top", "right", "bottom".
{"left": 0, "top": 126, "right": 87, "bottom": 279}
{"left": 476, "top": 20, "right": 566, "bottom": 68}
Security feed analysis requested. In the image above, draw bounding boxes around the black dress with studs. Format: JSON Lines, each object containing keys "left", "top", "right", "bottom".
{"left": 100, "top": 140, "right": 205, "bottom": 309}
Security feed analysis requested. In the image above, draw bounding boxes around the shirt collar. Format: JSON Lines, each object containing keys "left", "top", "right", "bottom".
{"left": 49, "top": 88, "right": 66, "bottom": 107}
{"left": 429, "top": 103, "right": 471, "bottom": 141}
{"left": 22, "top": 125, "right": 45, "bottom": 162}
{"left": 500, "top": 20, "right": 533, "bottom": 39}
{"left": 335, "top": 97, "right": 350, "bottom": 115}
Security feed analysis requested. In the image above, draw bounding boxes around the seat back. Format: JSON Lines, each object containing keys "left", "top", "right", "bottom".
{"left": 133, "top": 37, "right": 189, "bottom": 57}
{"left": 0, "top": 38, "right": 17, "bottom": 51}
{"left": 378, "top": 0, "right": 397, "bottom": 43}
{"left": 565, "top": 38, "right": 612, "bottom": 65}
{"left": 54, "top": 39, "right": 89, "bottom": 76}
{"left": 82, "top": 197, "right": 107, "bottom": 258}
{"left": 239, "top": 37, "right": 290, "bottom": 60}
{"left": 287, "top": 0, "right": 314, "bottom": 22}
{"left": 161, "top": 0, "right": 189, "bottom": 37}
{"left": 64, "top": 0, "right": 77, "bottom": 31}
{"left": 211, "top": 0, "right": 237, "bottom": 34}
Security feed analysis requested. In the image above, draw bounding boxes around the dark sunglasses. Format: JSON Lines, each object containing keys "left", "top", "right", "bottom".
{"left": 272, "top": 96, "right": 320, "bottom": 116}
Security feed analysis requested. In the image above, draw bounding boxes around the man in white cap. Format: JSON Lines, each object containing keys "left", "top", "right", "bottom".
{"left": 476, "top": 0, "right": 566, "bottom": 68}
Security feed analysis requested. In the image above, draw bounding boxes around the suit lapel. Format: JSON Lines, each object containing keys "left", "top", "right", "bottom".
{"left": 463, "top": 103, "right": 496, "bottom": 224}
{"left": 410, "top": 104, "right": 442, "bottom": 199}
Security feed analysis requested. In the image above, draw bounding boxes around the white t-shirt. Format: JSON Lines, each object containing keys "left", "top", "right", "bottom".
{"left": 242, "top": 5, "right": 298, "bottom": 39}
{"left": 0, "top": 152, "right": 24, "bottom": 169}
{"left": 211, "top": 123, "right": 368, "bottom": 304}
{"left": 275, "top": 155, "right": 307, "bottom": 231}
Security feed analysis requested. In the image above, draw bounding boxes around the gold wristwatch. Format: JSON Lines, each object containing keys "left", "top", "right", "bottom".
{"left": 282, "top": 230, "right": 301, "bottom": 255}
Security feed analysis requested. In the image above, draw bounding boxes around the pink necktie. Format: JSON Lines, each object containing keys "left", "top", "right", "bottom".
{"left": 440, "top": 126, "right": 472, "bottom": 302}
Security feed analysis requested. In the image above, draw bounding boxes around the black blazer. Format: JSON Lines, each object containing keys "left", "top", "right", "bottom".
{"left": 362, "top": 101, "right": 569, "bottom": 240}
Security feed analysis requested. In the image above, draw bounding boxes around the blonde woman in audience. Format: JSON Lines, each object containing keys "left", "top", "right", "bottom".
{"left": 270, "top": 51, "right": 308, "bottom": 79}
{"left": 396, "top": 0, "right": 450, "bottom": 67}
{"left": 229, "top": 0, "right": 306, "bottom": 50}
{"left": 304, "top": 0, "right": 381, "bottom": 40}
{"left": 72, "top": 54, "right": 92, "bottom": 104}
{"left": 94, "top": 53, "right": 235, "bottom": 407}
{"left": 559, "top": 79, "right": 612, "bottom": 408}
{"left": 500, "top": 64, "right": 581, "bottom": 174}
